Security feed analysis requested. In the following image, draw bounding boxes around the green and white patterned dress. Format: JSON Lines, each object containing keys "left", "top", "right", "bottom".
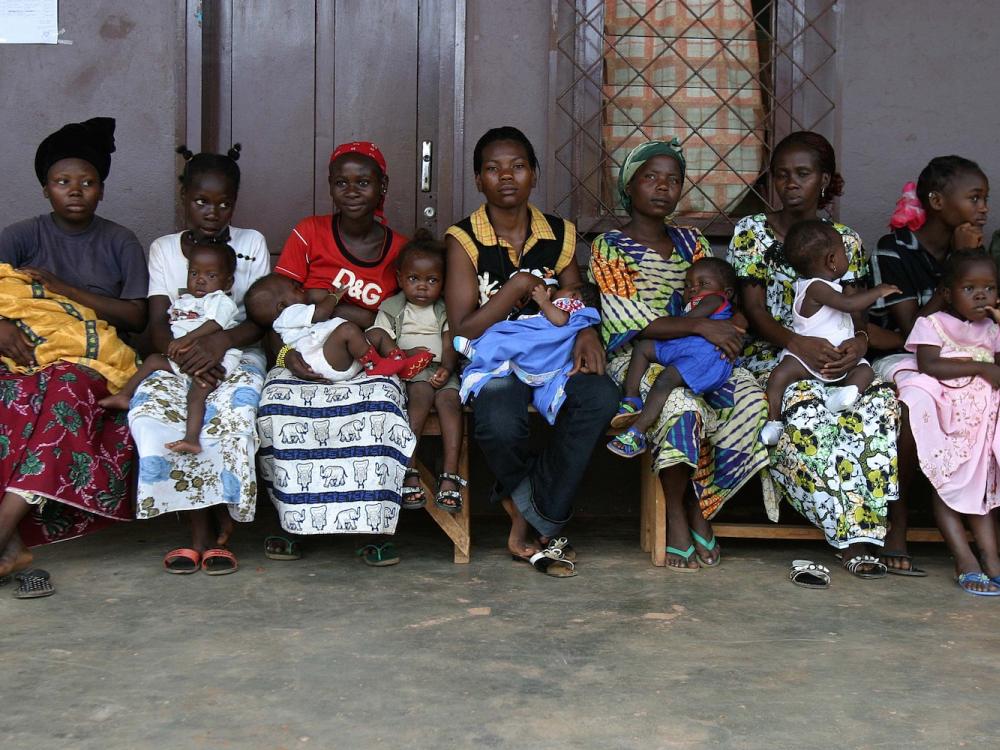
{"left": 728, "top": 214, "right": 899, "bottom": 548}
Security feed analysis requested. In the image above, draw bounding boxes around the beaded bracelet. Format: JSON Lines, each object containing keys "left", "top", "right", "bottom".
{"left": 275, "top": 344, "right": 292, "bottom": 369}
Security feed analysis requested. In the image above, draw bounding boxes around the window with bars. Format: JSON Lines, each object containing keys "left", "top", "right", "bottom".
{"left": 552, "top": 0, "right": 839, "bottom": 238}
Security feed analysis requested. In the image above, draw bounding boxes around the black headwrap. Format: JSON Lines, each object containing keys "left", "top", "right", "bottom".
{"left": 34, "top": 117, "right": 117, "bottom": 185}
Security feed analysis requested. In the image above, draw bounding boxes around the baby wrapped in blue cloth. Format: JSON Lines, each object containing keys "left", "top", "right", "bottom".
{"left": 453, "top": 279, "right": 601, "bottom": 424}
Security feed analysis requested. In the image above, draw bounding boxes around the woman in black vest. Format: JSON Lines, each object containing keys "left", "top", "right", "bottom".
{"left": 444, "top": 126, "right": 618, "bottom": 577}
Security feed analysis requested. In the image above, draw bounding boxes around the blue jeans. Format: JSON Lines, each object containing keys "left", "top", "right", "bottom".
{"left": 471, "top": 372, "right": 619, "bottom": 537}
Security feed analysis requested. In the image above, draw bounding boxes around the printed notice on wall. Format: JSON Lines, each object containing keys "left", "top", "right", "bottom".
{"left": 0, "top": 0, "right": 58, "bottom": 44}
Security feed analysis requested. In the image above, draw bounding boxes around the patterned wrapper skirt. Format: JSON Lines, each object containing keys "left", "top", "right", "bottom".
{"left": 608, "top": 356, "right": 769, "bottom": 519}
{"left": 128, "top": 351, "right": 265, "bottom": 522}
{"left": 0, "top": 362, "right": 134, "bottom": 547}
{"left": 257, "top": 369, "right": 414, "bottom": 535}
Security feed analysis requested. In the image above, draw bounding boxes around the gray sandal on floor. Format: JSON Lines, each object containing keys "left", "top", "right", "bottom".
{"left": 789, "top": 560, "right": 831, "bottom": 589}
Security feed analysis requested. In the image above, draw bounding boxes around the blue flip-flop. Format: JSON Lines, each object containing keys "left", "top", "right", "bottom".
{"left": 607, "top": 426, "right": 647, "bottom": 458}
{"left": 957, "top": 572, "right": 1000, "bottom": 596}
{"left": 691, "top": 530, "right": 720, "bottom": 567}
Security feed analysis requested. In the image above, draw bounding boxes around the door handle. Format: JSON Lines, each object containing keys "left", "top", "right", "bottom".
{"left": 420, "top": 140, "right": 432, "bottom": 192}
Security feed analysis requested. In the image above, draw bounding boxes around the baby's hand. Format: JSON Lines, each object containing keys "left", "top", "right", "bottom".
{"left": 530, "top": 285, "right": 551, "bottom": 306}
{"left": 874, "top": 283, "right": 901, "bottom": 298}
{"left": 330, "top": 285, "right": 349, "bottom": 303}
{"left": 166, "top": 335, "right": 192, "bottom": 360}
{"left": 429, "top": 367, "right": 450, "bottom": 389}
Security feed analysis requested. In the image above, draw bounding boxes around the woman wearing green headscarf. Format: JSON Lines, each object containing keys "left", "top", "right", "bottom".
{"left": 589, "top": 139, "right": 768, "bottom": 571}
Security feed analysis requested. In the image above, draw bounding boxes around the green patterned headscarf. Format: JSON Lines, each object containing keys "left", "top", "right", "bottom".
{"left": 617, "top": 138, "right": 686, "bottom": 212}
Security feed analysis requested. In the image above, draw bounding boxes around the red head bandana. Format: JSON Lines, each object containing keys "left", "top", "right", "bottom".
{"left": 330, "top": 141, "right": 388, "bottom": 219}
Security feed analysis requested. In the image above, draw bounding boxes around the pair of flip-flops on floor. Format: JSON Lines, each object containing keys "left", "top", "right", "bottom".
{"left": 0, "top": 568, "right": 54, "bottom": 598}
{"left": 264, "top": 536, "right": 402, "bottom": 568}
{"left": 163, "top": 548, "right": 238, "bottom": 575}
{"left": 513, "top": 537, "right": 577, "bottom": 577}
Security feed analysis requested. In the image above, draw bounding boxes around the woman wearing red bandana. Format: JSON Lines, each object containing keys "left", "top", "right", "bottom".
{"left": 256, "top": 143, "right": 414, "bottom": 566}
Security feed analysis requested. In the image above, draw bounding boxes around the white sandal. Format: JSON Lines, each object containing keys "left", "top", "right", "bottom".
{"left": 789, "top": 559, "right": 831, "bottom": 589}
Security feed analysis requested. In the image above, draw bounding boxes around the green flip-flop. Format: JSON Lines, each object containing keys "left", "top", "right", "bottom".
{"left": 357, "top": 542, "right": 400, "bottom": 567}
{"left": 665, "top": 544, "right": 699, "bottom": 572}
{"left": 691, "top": 530, "right": 721, "bottom": 567}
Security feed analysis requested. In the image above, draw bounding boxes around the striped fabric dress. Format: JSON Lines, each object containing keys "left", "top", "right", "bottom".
{"left": 589, "top": 227, "right": 767, "bottom": 519}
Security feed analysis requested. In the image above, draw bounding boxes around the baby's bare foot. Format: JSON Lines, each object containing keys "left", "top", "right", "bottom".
{"left": 166, "top": 439, "right": 202, "bottom": 454}
{"left": 98, "top": 392, "right": 131, "bottom": 410}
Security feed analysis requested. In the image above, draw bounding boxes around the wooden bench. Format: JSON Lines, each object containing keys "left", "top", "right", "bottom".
{"left": 412, "top": 409, "right": 943, "bottom": 566}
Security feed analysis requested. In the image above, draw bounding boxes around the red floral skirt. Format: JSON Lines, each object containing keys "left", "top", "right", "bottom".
{"left": 0, "top": 362, "right": 134, "bottom": 547}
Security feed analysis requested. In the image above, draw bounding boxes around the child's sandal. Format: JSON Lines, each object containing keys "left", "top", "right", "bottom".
{"left": 609, "top": 397, "right": 643, "bottom": 430}
{"left": 434, "top": 472, "right": 467, "bottom": 513}
{"left": 606, "top": 426, "right": 647, "bottom": 458}
{"left": 400, "top": 468, "right": 426, "bottom": 510}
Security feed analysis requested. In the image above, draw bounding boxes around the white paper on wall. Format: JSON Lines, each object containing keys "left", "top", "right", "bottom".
{"left": 0, "top": 0, "right": 58, "bottom": 44}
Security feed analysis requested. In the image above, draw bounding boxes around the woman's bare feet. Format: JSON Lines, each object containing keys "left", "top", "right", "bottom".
{"left": 0, "top": 532, "right": 33, "bottom": 577}
{"left": 98, "top": 392, "right": 131, "bottom": 410}
{"left": 685, "top": 493, "right": 719, "bottom": 566}
{"left": 501, "top": 497, "right": 540, "bottom": 558}
{"left": 166, "top": 438, "right": 202, "bottom": 454}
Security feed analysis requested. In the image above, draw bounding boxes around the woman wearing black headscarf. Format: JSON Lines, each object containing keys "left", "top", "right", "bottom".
{"left": 0, "top": 117, "right": 148, "bottom": 597}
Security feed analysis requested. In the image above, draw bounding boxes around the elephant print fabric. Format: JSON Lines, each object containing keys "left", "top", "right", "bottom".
{"left": 256, "top": 369, "right": 415, "bottom": 535}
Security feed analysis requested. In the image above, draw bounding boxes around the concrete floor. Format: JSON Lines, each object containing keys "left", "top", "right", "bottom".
{"left": 2, "top": 514, "right": 999, "bottom": 750}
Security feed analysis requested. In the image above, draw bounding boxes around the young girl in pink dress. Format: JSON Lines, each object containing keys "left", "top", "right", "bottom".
{"left": 897, "top": 249, "right": 1000, "bottom": 596}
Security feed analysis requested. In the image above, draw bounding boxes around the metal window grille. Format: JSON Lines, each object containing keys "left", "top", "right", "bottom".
{"left": 552, "top": 0, "right": 839, "bottom": 238}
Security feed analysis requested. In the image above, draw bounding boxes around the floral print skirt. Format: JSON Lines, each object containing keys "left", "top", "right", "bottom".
{"left": 128, "top": 351, "right": 265, "bottom": 522}
{"left": 0, "top": 362, "right": 134, "bottom": 547}
{"left": 766, "top": 376, "right": 900, "bottom": 548}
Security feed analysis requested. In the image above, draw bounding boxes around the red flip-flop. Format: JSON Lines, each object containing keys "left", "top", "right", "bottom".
{"left": 163, "top": 548, "right": 201, "bottom": 575}
{"left": 201, "top": 548, "right": 239, "bottom": 576}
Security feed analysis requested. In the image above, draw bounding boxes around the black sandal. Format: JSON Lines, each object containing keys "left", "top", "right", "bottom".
{"left": 14, "top": 571, "right": 55, "bottom": 599}
{"left": 400, "top": 468, "right": 426, "bottom": 510}
{"left": 434, "top": 472, "right": 467, "bottom": 513}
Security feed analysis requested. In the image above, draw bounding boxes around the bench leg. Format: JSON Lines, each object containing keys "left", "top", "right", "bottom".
{"left": 418, "top": 434, "right": 471, "bottom": 564}
{"left": 640, "top": 453, "right": 667, "bottom": 566}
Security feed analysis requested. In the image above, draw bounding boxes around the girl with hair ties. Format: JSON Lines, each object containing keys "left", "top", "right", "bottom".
{"left": 126, "top": 145, "right": 270, "bottom": 575}
{"left": 591, "top": 139, "right": 768, "bottom": 571}
{"left": 728, "top": 131, "right": 899, "bottom": 579}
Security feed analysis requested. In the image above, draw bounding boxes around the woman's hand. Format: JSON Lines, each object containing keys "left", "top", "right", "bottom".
{"left": 787, "top": 334, "right": 840, "bottom": 373}
{"left": 284, "top": 349, "right": 325, "bottom": 382}
{"left": 692, "top": 318, "right": 746, "bottom": 361}
{"left": 166, "top": 334, "right": 196, "bottom": 361}
{"left": 953, "top": 222, "right": 984, "bottom": 250}
{"left": 174, "top": 331, "right": 228, "bottom": 386}
{"left": 0, "top": 320, "right": 35, "bottom": 366}
{"left": 820, "top": 334, "right": 866, "bottom": 380}
{"left": 18, "top": 266, "right": 72, "bottom": 298}
{"left": 569, "top": 327, "right": 606, "bottom": 376}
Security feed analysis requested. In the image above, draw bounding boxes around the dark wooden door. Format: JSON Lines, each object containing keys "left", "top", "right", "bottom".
{"left": 195, "top": 0, "right": 463, "bottom": 255}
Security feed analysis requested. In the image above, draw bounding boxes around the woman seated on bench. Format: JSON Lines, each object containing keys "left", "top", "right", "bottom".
{"left": 445, "top": 126, "right": 618, "bottom": 577}
{"left": 590, "top": 139, "right": 768, "bottom": 572}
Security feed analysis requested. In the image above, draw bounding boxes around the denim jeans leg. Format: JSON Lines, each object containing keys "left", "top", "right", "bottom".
{"left": 527, "top": 373, "right": 620, "bottom": 537}
{"left": 470, "top": 374, "right": 535, "bottom": 502}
